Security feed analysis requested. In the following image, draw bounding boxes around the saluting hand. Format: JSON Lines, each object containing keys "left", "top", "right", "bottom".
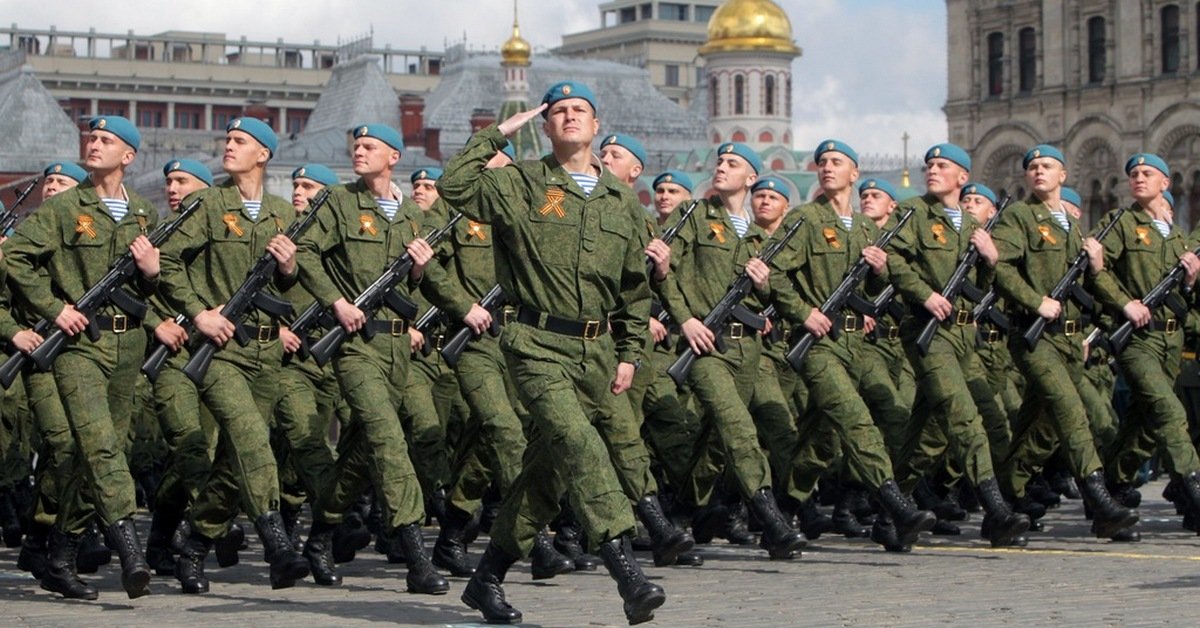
{"left": 645, "top": 239, "right": 671, "bottom": 281}
{"left": 129, "top": 235, "right": 160, "bottom": 279}
{"left": 498, "top": 104, "right": 548, "bottom": 137}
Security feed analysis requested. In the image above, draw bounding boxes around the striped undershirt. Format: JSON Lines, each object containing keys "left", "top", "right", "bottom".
{"left": 838, "top": 215, "right": 853, "bottom": 231}
{"left": 1049, "top": 210, "right": 1070, "bottom": 233}
{"left": 1152, "top": 218, "right": 1171, "bottom": 238}
{"left": 944, "top": 207, "right": 963, "bottom": 231}
{"left": 728, "top": 213, "right": 749, "bottom": 238}
{"left": 243, "top": 199, "right": 262, "bottom": 221}
{"left": 377, "top": 198, "right": 400, "bottom": 220}
{"left": 101, "top": 198, "right": 128, "bottom": 222}
{"left": 569, "top": 172, "right": 599, "bottom": 198}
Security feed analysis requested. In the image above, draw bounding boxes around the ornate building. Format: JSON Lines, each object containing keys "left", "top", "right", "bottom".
{"left": 945, "top": 0, "right": 1200, "bottom": 228}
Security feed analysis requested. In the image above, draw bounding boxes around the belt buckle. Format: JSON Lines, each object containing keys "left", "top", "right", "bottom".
{"left": 887, "top": 326, "right": 900, "bottom": 340}
{"left": 986, "top": 328, "right": 1001, "bottom": 343}
{"left": 1166, "top": 318, "right": 1178, "bottom": 335}
{"left": 1064, "top": 320, "right": 1078, "bottom": 336}
{"left": 583, "top": 320, "right": 601, "bottom": 340}
{"left": 502, "top": 308, "right": 515, "bottom": 325}
{"left": 111, "top": 314, "right": 127, "bottom": 334}
{"left": 843, "top": 314, "right": 858, "bottom": 332}
{"left": 728, "top": 322, "right": 743, "bottom": 340}
{"left": 955, "top": 310, "right": 970, "bottom": 326}
{"left": 391, "top": 319, "right": 409, "bottom": 336}
{"left": 257, "top": 325, "right": 273, "bottom": 343}
{"left": 433, "top": 334, "right": 445, "bottom": 351}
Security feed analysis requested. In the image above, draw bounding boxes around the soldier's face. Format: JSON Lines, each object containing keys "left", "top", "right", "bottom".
{"left": 542, "top": 99, "right": 599, "bottom": 146}
{"left": 41, "top": 174, "right": 80, "bottom": 202}
{"left": 291, "top": 178, "right": 325, "bottom": 212}
{"left": 816, "top": 152, "right": 859, "bottom": 194}
{"left": 751, "top": 190, "right": 788, "bottom": 227}
{"left": 165, "top": 172, "right": 207, "bottom": 211}
{"left": 1025, "top": 157, "right": 1066, "bottom": 195}
{"left": 411, "top": 179, "right": 440, "bottom": 210}
{"left": 83, "top": 130, "right": 135, "bottom": 173}
{"left": 961, "top": 194, "right": 995, "bottom": 223}
{"left": 925, "top": 158, "right": 969, "bottom": 195}
{"left": 351, "top": 137, "right": 400, "bottom": 177}
{"left": 1127, "top": 165, "right": 1169, "bottom": 204}
{"left": 600, "top": 145, "right": 643, "bottom": 186}
{"left": 654, "top": 183, "right": 691, "bottom": 219}
{"left": 859, "top": 190, "right": 896, "bottom": 223}
{"left": 223, "top": 131, "right": 269, "bottom": 174}
{"left": 713, "top": 155, "right": 755, "bottom": 193}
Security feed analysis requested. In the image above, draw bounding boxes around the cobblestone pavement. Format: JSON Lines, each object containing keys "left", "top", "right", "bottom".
{"left": 2, "top": 479, "right": 1199, "bottom": 627}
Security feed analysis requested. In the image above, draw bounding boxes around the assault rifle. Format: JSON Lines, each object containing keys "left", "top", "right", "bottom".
{"left": 140, "top": 313, "right": 189, "bottom": 383}
{"left": 666, "top": 215, "right": 806, "bottom": 387}
{"left": 439, "top": 283, "right": 506, "bottom": 368}
{"left": 411, "top": 305, "right": 446, "bottom": 357}
{"left": 1106, "top": 244, "right": 1200, "bottom": 355}
{"left": 0, "top": 177, "right": 41, "bottom": 235}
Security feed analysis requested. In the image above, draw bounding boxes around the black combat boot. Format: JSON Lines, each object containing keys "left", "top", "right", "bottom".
{"left": 530, "top": 528, "right": 574, "bottom": 580}
{"left": 41, "top": 528, "right": 98, "bottom": 600}
{"left": 913, "top": 477, "right": 967, "bottom": 521}
{"left": 598, "top": 536, "right": 666, "bottom": 625}
{"left": 214, "top": 521, "right": 244, "bottom": 568}
{"left": 331, "top": 513, "right": 371, "bottom": 563}
{"left": 254, "top": 511, "right": 311, "bottom": 590}
{"left": 461, "top": 542, "right": 522, "bottom": 624}
{"left": 748, "top": 488, "right": 806, "bottom": 559}
{"left": 869, "top": 512, "right": 910, "bottom": 552}
{"left": 976, "top": 478, "right": 1031, "bottom": 548}
{"left": 723, "top": 499, "right": 757, "bottom": 545}
{"left": 635, "top": 494, "right": 695, "bottom": 567}
{"left": 175, "top": 529, "right": 212, "bottom": 594}
{"left": 75, "top": 521, "right": 112, "bottom": 574}
{"left": 104, "top": 518, "right": 152, "bottom": 599}
{"left": 1079, "top": 470, "right": 1139, "bottom": 539}
{"left": 0, "top": 489, "right": 21, "bottom": 547}
{"left": 688, "top": 501, "right": 727, "bottom": 545}
{"left": 552, "top": 518, "right": 599, "bottom": 570}
{"left": 1026, "top": 474, "right": 1062, "bottom": 508}
{"left": 146, "top": 508, "right": 182, "bottom": 576}
{"left": 832, "top": 490, "right": 870, "bottom": 537}
{"left": 877, "top": 480, "right": 938, "bottom": 547}
{"left": 1107, "top": 482, "right": 1142, "bottom": 508}
{"left": 432, "top": 505, "right": 475, "bottom": 576}
{"left": 797, "top": 498, "right": 834, "bottom": 541}
{"left": 931, "top": 519, "right": 961, "bottom": 535}
{"left": 18, "top": 520, "right": 50, "bottom": 579}
{"left": 281, "top": 505, "right": 303, "bottom": 551}
{"left": 1177, "top": 471, "right": 1200, "bottom": 535}
{"left": 396, "top": 523, "right": 449, "bottom": 594}
{"left": 303, "top": 520, "right": 342, "bottom": 586}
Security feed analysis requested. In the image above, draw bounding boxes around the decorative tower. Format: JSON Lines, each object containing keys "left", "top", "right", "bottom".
{"left": 499, "top": 0, "right": 541, "bottom": 159}
{"left": 699, "top": 0, "right": 801, "bottom": 150}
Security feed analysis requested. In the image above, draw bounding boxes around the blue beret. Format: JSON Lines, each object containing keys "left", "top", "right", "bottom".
{"left": 541, "top": 81, "right": 597, "bottom": 117}
{"left": 925, "top": 143, "right": 971, "bottom": 171}
{"left": 1125, "top": 152, "right": 1170, "bottom": 177}
{"left": 652, "top": 170, "right": 694, "bottom": 193}
{"left": 411, "top": 167, "right": 443, "bottom": 184}
{"left": 961, "top": 182, "right": 997, "bottom": 205}
{"left": 717, "top": 142, "right": 763, "bottom": 174}
{"left": 500, "top": 141, "right": 516, "bottom": 161}
{"left": 751, "top": 175, "right": 790, "bottom": 201}
{"left": 600, "top": 134, "right": 647, "bottom": 167}
{"left": 859, "top": 178, "right": 898, "bottom": 201}
{"left": 1164, "top": 189, "right": 1176, "bottom": 209}
{"left": 43, "top": 161, "right": 88, "bottom": 183}
{"left": 1061, "top": 187, "right": 1082, "bottom": 208}
{"left": 351, "top": 123, "right": 404, "bottom": 152}
{"left": 1023, "top": 144, "right": 1065, "bottom": 169}
{"left": 227, "top": 117, "right": 277, "bottom": 156}
{"left": 162, "top": 159, "right": 213, "bottom": 186}
{"left": 291, "top": 163, "right": 339, "bottom": 186}
{"left": 813, "top": 139, "right": 859, "bottom": 166}
{"left": 89, "top": 116, "right": 140, "bottom": 152}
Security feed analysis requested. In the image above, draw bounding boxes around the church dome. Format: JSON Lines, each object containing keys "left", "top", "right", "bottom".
{"left": 699, "top": 0, "right": 801, "bottom": 55}
{"left": 501, "top": 18, "right": 531, "bottom": 66}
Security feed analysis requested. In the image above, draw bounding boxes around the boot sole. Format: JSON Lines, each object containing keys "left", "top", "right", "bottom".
{"left": 988, "top": 517, "right": 1032, "bottom": 548}
{"left": 651, "top": 536, "right": 695, "bottom": 567}
{"left": 461, "top": 589, "right": 522, "bottom": 624}
{"left": 1093, "top": 513, "right": 1140, "bottom": 539}
{"left": 41, "top": 579, "right": 99, "bottom": 600}
{"left": 896, "top": 514, "right": 938, "bottom": 547}
{"left": 270, "top": 561, "right": 311, "bottom": 590}
{"left": 624, "top": 589, "right": 666, "bottom": 625}
{"left": 530, "top": 562, "right": 574, "bottom": 580}
{"left": 123, "top": 568, "right": 152, "bottom": 599}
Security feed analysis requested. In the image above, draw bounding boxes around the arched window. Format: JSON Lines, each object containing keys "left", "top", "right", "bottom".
{"left": 1087, "top": 16, "right": 1106, "bottom": 83}
{"left": 764, "top": 75, "right": 776, "bottom": 115}
{"left": 759, "top": 130, "right": 774, "bottom": 143}
{"left": 732, "top": 130, "right": 746, "bottom": 142}
{"left": 709, "top": 76, "right": 719, "bottom": 117}
{"left": 1163, "top": 4, "right": 1181, "bottom": 74}
{"left": 734, "top": 75, "right": 745, "bottom": 115}
{"left": 1018, "top": 27, "right": 1036, "bottom": 92}
{"left": 987, "top": 32, "right": 1004, "bottom": 95}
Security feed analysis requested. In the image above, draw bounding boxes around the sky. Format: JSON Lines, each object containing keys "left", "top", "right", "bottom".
{"left": 6, "top": 0, "right": 948, "bottom": 161}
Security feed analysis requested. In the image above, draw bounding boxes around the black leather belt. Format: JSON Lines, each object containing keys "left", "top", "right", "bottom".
{"left": 980, "top": 326, "right": 1005, "bottom": 343}
{"left": 238, "top": 324, "right": 279, "bottom": 343}
{"left": 429, "top": 333, "right": 445, "bottom": 352}
{"left": 364, "top": 319, "right": 410, "bottom": 336}
{"left": 498, "top": 307, "right": 516, "bottom": 327}
{"left": 720, "top": 321, "right": 758, "bottom": 339}
{"left": 517, "top": 307, "right": 607, "bottom": 340}
{"left": 1148, "top": 318, "right": 1180, "bottom": 334}
{"left": 94, "top": 315, "right": 141, "bottom": 334}
{"left": 839, "top": 314, "right": 866, "bottom": 333}
{"left": 941, "top": 309, "right": 975, "bottom": 327}
{"left": 875, "top": 324, "right": 901, "bottom": 340}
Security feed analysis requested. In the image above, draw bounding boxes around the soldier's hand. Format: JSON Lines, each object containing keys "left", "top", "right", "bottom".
{"left": 681, "top": 317, "right": 716, "bottom": 354}
{"left": 129, "top": 235, "right": 160, "bottom": 279}
{"left": 745, "top": 258, "right": 770, "bottom": 291}
{"left": 332, "top": 298, "right": 366, "bottom": 333}
{"left": 407, "top": 238, "right": 435, "bottom": 280}
{"left": 1181, "top": 251, "right": 1200, "bottom": 287}
{"left": 463, "top": 303, "right": 493, "bottom": 335}
{"left": 195, "top": 307, "right": 235, "bottom": 346}
{"left": 1083, "top": 237, "right": 1105, "bottom": 274}
{"left": 970, "top": 229, "right": 998, "bottom": 266}
{"left": 1036, "top": 296, "right": 1062, "bottom": 322}
{"left": 803, "top": 308, "right": 833, "bottom": 337}
{"left": 154, "top": 318, "right": 189, "bottom": 351}
{"left": 11, "top": 329, "right": 42, "bottom": 354}
{"left": 645, "top": 239, "right": 672, "bottom": 281}
{"left": 862, "top": 245, "right": 887, "bottom": 275}
{"left": 924, "top": 292, "right": 953, "bottom": 321}
{"left": 863, "top": 315, "right": 876, "bottom": 335}
{"left": 649, "top": 316, "right": 668, "bottom": 344}
{"left": 1122, "top": 299, "right": 1152, "bottom": 329}
{"left": 279, "top": 326, "right": 302, "bottom": 353}
{"left": 409, "top": 328, "right": 425, "bottom": 355}
{"left": 267, "top": 234, "right": 298, "bottom": 276}
{"left": 611, "top": 361, "right": 636, "bottom": 395}
{"left": 498, "top": 103, "right": 548, "bottom": 137}
{"left": 55, "top": 303, "right": 89, "bottom": 336}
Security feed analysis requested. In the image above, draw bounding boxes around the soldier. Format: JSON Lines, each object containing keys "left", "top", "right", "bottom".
{"left": 5, "top": 116, "right": 159, "bottom": 599}
{"left": 158, "top": 118, "right": 310, "bottom": 593}
{"left": 40, "top": 162, "right": 87, "bottom": 201}
{"left": 1088, "top": 153, "right": 1200, "bottom": 530}
{"left": 293, "top": 123, "right": 448, "bottom": 595}
{"left": 887, "top": 143, "right": 1031, "bottom": 547}
{"left": 440, "top": 81, "right": 665, "bottom": 625}
{"left": 291, "top": 164, "right": 338, "bottom": 210}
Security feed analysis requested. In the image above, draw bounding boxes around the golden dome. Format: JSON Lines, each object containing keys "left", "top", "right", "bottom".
{"left": 501, "top": 1, "right": 531, "bottom": 66}
{"left": 699, "top": 0, "right": 801, "bottom": 56}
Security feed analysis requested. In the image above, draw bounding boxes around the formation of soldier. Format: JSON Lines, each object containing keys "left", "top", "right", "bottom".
{"left": 0, "top": 78, "right": 1198, "bottom": 625}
